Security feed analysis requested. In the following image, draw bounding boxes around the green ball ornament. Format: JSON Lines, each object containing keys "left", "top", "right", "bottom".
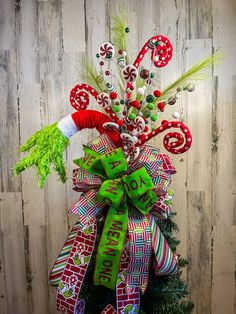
{"left": 107, "top": 53, "right": 112, "bottom": 59}
{"left": 147, "top": 103, "right": 154, "bottom": 110}
{"left": 150, "top": 72, "right": 155, "bottom": 78}
{"left": 96, "top": 53, "right": 100, "bottom": 58}
{"left": 150, "top": 114, "right": 158, "bottom": 121}
{"left": 125, "top": 27, "right": 130, "bottom": 33}
{"left": 129, "top": 112, "right": 136, "bottom": 120}
{"left": 120, "top": 99, "right": 125, "bottom": 105}
{"left": 146, "top": 94, "right": 154, "bottom": 103}
{"left": 113, "top": 105, "right": 121, "bottom": 113}
{"left": 145, "top": 111, "right": 151, "bottom": 118}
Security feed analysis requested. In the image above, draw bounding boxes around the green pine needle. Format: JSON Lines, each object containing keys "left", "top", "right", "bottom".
{"left": 13, "top": 123, "right": 69, "bottom": 188}
{"left": 80, "top": 58, "right": 107, "bottom": 93}
{"left": 158, "top": 53, "right": 223, "bottom": 102}
{"left": 111, "top": 12, "right": 128, "bottom": 56}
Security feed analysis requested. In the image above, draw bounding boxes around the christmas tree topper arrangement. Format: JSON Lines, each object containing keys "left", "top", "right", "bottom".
{"left": 14, "top": 12, "right": 221, "bottom": 314}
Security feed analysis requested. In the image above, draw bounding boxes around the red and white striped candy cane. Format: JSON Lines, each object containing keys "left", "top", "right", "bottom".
{"left": 133, "top": 35, "right": 173, "bottom": 69}
{"left": 135, "top": 121, "right": 192, "bottom": 154}
{"left": 70, "top": 84, "right": 118, "bottom": 122}
{"left": 70, "top": 84, "right": 98, "bottom": 111}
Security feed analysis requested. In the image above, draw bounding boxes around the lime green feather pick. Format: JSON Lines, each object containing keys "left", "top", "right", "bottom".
{"left": 13, "top": 123, "right": 69, "bottom": 188}
{"left": 157, "top": 53, "right": 224, "bottom": 102}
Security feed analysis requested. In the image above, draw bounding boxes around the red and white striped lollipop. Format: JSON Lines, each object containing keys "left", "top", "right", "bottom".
{"left": 122, "top": 65, "right": 138, "bottom": 83}
{"left": 98, "top": 42, "right": 115, "bottom": 59}
{"left": 97, "top": 92, "right": 111, "bottom": 109}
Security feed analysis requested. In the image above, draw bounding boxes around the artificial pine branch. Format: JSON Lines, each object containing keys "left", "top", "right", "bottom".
{"left": 80, "top": 58, "right": 107, "bottom": 93}
{"left": 111, "top": 11, "right": 128, "bottom": 55}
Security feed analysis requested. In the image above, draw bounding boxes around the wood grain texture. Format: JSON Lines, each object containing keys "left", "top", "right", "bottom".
{"left": 0, "top": 0, "right": 236, "bottom": 313}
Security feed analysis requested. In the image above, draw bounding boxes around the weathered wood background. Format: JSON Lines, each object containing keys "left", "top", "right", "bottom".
{"left": 0, "top": 0, "right": 235, "bottom": 313}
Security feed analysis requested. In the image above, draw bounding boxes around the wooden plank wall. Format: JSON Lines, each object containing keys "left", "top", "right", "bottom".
{"left": 0, "top": 0, "right": 235, "bottom": 313}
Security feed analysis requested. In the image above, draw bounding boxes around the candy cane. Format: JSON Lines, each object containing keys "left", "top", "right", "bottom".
{"left": 133, "top": 35, "right": 173, "bottom": 69}
{"left": 135, "top": 121, "right": 192, "bottom": 154}
{"left": 70, "top": 84, "right": 118, "bottom": 122}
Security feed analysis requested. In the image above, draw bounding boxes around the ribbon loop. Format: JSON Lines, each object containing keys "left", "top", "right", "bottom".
{"left": 98, "top": 179, "right": 124, "bottom": 208}
{"left": 101, "top": 147, "right": 128, "bottom": 179}
{"left": 123, "top": 167, "right": 154, "bottom": 199}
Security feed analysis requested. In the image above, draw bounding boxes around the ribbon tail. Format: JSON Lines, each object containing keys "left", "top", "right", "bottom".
{"left": 101, "top": 304, "right": 117, "bottom": 314}
{"left": 56, "top": 219, "right": 97, "bottom": 314}
{"left": 150, "top": 215, "right": 178, "bottom": 275}
{"left": 49, "top": 220, "right": 81, "bottom": 287}
{"left": 94, "top": 206, "right": 128, "bottom": 289}
{"left": 116, "top": 235, "right": 140, "bottom": 314}
{"left": 126, "top": 209, "right": 152, "bottom": 293}
{"left": 69, "top": 189, "right": 104, "bottom": 225}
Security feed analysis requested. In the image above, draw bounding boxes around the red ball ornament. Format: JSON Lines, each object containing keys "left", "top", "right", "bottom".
{"left": 117, "top": 119, "right": 124, "bottom": 127}
{"left": 131, "top": 100, "right": 141, "bottom": 109}
{"left": 157, "top": 102, "right": 165, "bottom": 111}
{"left": 99, "top": 61, "right": 104, "bottom": 66}
{"left": 118, "top": 49, "right": 123, "bottom": 55}
{"left": 154, "top": 89, "right": 162, "bottom": 97}
{"left": 127, "top": 124, "right": 134, "bottom": 131}
{"left": 105, "top": 70, "right": 110, "bottom": 76}
{"left": 109, "top": 92, "right": 118, "bottom": 100}
{"left": 140, "top": 69, "right": 150, "bottom": 79}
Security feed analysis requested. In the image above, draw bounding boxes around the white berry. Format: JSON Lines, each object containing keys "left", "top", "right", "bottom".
{"left": 137, "top": 87, "right": 145, "bottom": 95}
{"left": 172, "top": 111, "right": 180, "bottom": 119}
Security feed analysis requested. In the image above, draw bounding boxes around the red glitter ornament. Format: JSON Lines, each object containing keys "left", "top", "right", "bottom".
{"left": 154, "top": 89, "right": 162, "bottom": 97}
{"left": 131, "top": 100, "right": 141, "bottom": 109}
{"left": 157, "top": 102, "right": 165, "bottom": 111}
{"left": 109, "top": 92, "right": 118, "bottom": 100}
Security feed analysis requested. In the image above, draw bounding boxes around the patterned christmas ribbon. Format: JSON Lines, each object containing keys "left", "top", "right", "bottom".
{"left": 126, "top": 209, "right": 152, "bottom": 293}
{"left": 51, "top": 135, "right": 178, "bottom": 314}
{"left": 150, "top": 215, "right": 178, "bottom": 275}
{"left": 75, "top": 146, "right": 157, "bottom": 289}
{"left": 56, "top": 219, "right": 97, "bottom": 314}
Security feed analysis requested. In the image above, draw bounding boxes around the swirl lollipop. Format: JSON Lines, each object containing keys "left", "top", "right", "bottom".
{"left": 99, "top": 42, "right": 115, "bottom": 59}
{"left": 122, "top": 65, "right": 138, "bottom": 83}
{"left": 97, "top": 93, "right": 111, "bottom": 109}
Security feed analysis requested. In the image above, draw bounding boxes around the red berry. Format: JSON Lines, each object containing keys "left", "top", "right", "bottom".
{"left": 154, "top": 89, "right": 162, "bottom": 97}
{"left": 117, "top": 120, "right": 124, "bottom": 127}
{"left": 157, "top": 102, "right": 165, "bottom": 111}
{"left": 144, "top": 126, "right": 149, "bottom": 132}
{"left": 109, "top": 92, "right": 117, "bottom": 100}
{"left": 127, "top": 125, "right": 134, "bottom": 131}
{"left": 105, "top": 70, "right": 110, "bottom": 76}
{"left": 131, "top": 100, "right": 141, "bottom": 109}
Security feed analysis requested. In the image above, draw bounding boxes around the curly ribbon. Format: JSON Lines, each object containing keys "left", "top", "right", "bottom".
{"left": 135, "top": 120, "right": 192, "bottom": 154}
{"left": 50, "top": 134, "right": 178, "bottom": 314}
{"left": 133, "top": 35, "right": 173, "bottom": 69}
{"left": 70, "top": 84, "right": 119, "bottom": 122}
